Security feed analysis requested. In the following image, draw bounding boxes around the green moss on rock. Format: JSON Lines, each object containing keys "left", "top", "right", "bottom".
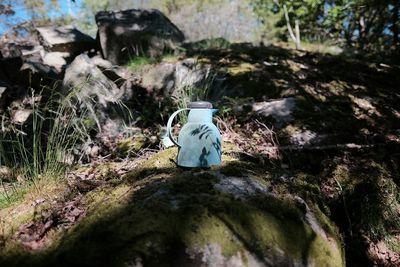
{"left": 116, "top": 134, "right": 148, "bottom": 156}
{"left": 0, "top": 149, "right": 345, "bottom": 267}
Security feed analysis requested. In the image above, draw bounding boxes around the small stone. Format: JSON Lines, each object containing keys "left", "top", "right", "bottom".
{"left": 89, "top": 146, "right": 101, "bottom": 158}
{"left": 11, "top": 109, "right": 33, "bottom": 124}
{"left": 0, "top": 166, "right": 12, "bottom": 182}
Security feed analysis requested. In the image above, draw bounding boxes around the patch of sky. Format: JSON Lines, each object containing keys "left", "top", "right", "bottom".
{"left": 0, "top": 0, "right": 82, "bottom": 35}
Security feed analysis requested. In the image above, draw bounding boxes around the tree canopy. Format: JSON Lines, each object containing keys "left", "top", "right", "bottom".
{"left": 253, "top": 0, "right": 400, "bottom": 51}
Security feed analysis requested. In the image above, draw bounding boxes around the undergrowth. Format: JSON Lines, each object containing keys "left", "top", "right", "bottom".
{"left": 0, "top": 82, "right": 99, "bottom": 207}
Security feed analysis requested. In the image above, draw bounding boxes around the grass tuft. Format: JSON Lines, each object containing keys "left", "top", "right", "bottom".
{"left": 173, "top": 60, "right": 216, "bottom": 124}
{"left": 0, "top": 84, "right": 96, "bottom": 206}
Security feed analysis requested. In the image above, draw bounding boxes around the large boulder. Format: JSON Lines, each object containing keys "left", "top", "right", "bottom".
{"left": 63, "top": 54, "right": 126, "bottom": 106}
{"left": 140, "top": 58, "right": 213, "bottom": 99}
{"left": 36, "top": 25, "right": 95, "bottom": 55}
{"left": 63, "top": 54, "right": 130, "bottom": 125}
{"left": 90, "top": 55, "right": 134, "bottom": 86}
{"left": 19, "top": 59, "right": 60, "bottom": 88}
{"left": 141, "top": 62, "right": 175, "bottom": 94}
{"left": 95, "top": 9, "right": 184, "bottom": 65}
{"left": 10, "top": 149, "right": 342, "bottom": 267}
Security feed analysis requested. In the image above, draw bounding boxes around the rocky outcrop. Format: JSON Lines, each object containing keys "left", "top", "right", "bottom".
{"left": 140, "top": 58, "right": 213, "bottom": 99}
{"left": 36, "top": 25, "right": 95, "bottom": 55}
{"left": 20, "top": 59, "right": 60, "bottom": 87}
{"left": 90, "top": 55, "right": 134, "bottom": 86}
{"left": 63, "top": 54, "right": 131, "bottom": 126}
{"left": 0, "top": 147, "right": 345, "bottom": 267}
{"left": 95, "top": 9, "right": 184, "bottom": 65}
{"left": 113, "top": 164, "right": 344, "bottom": 267}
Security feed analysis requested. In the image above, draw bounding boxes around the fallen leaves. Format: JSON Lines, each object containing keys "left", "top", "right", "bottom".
{"left": 15, "top": 196, "right": 85, "bottom": 250}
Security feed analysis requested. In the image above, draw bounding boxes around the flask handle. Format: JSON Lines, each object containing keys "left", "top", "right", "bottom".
{"left": 166, "top": 108, "right": 190, "bottom": 148}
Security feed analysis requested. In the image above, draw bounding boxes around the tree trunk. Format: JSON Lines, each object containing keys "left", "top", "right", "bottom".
{"left": 295, "top": 19, "right": 301, "bottom": 49}
{"left": 358, "top": 15, "right": 365, "bottom": 49}
{"left": 283, "top": 4, "right": 301, "bottom": 50}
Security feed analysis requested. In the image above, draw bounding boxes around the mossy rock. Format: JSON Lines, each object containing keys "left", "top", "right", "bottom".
{"left": 0, "top": 149, "right": 344, "bottom": 267}
{"left": 116, "top": 134, "right": 148, "bottom": 156}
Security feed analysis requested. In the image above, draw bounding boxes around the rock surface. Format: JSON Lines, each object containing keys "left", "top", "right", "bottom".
{"left": 0, "top": 42, "right": 22, "bottom": 57}
{"left": 20, "top": 59, "right": 59, "bottom": 87}
{"left": 95, "top": 9, "right": 184, "bottom": 64}
{"left": 140, "top": 58, "right": 212, "bottom": 98}
{"left": 36, "top": 25, "right": 95, "bottom": 55}
{"left": 42, "top": 52, "right": 70, "bottom": 72}
{"left": 252, "top": 97, "right": 296, "bottom": 122}
{"left": 11, "top": 109, "right": 33, "bottom": 124}
{"left": 63, "top": 54, "right": 132, "bottom": 134}
{"left": 91, "top": 55, "right": 133, "bottom": 85}
{"left": 63, "top": 54, "right": 126, "bottom": 107}
{"left": 0, "top": 148, "right": 345, "bottom": 267}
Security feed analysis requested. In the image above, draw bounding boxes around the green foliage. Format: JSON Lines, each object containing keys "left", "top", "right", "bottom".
{"left": 253, "top": 0, "right": 400, "bottom": 51}
{"left": 124, "top": 56, "right": 157, "bottom": 71}
{"left": 125, "top": 53, "right": 178, "bottom": 71}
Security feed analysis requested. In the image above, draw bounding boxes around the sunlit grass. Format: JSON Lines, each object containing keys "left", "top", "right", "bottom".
{"left": 0, "top": 184, "right": 27, "bottom": 209}
{"left": 125, "top": 53, "right": 179, "bottom": 71}
{"left": 159, "top": 53, "right": 178, "bottom": 62}
{"left": 300, "top": 41, "right": 343, "bottom": 55}
{"left": 125, "top": 56, "right": 157, "bottom": 71}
